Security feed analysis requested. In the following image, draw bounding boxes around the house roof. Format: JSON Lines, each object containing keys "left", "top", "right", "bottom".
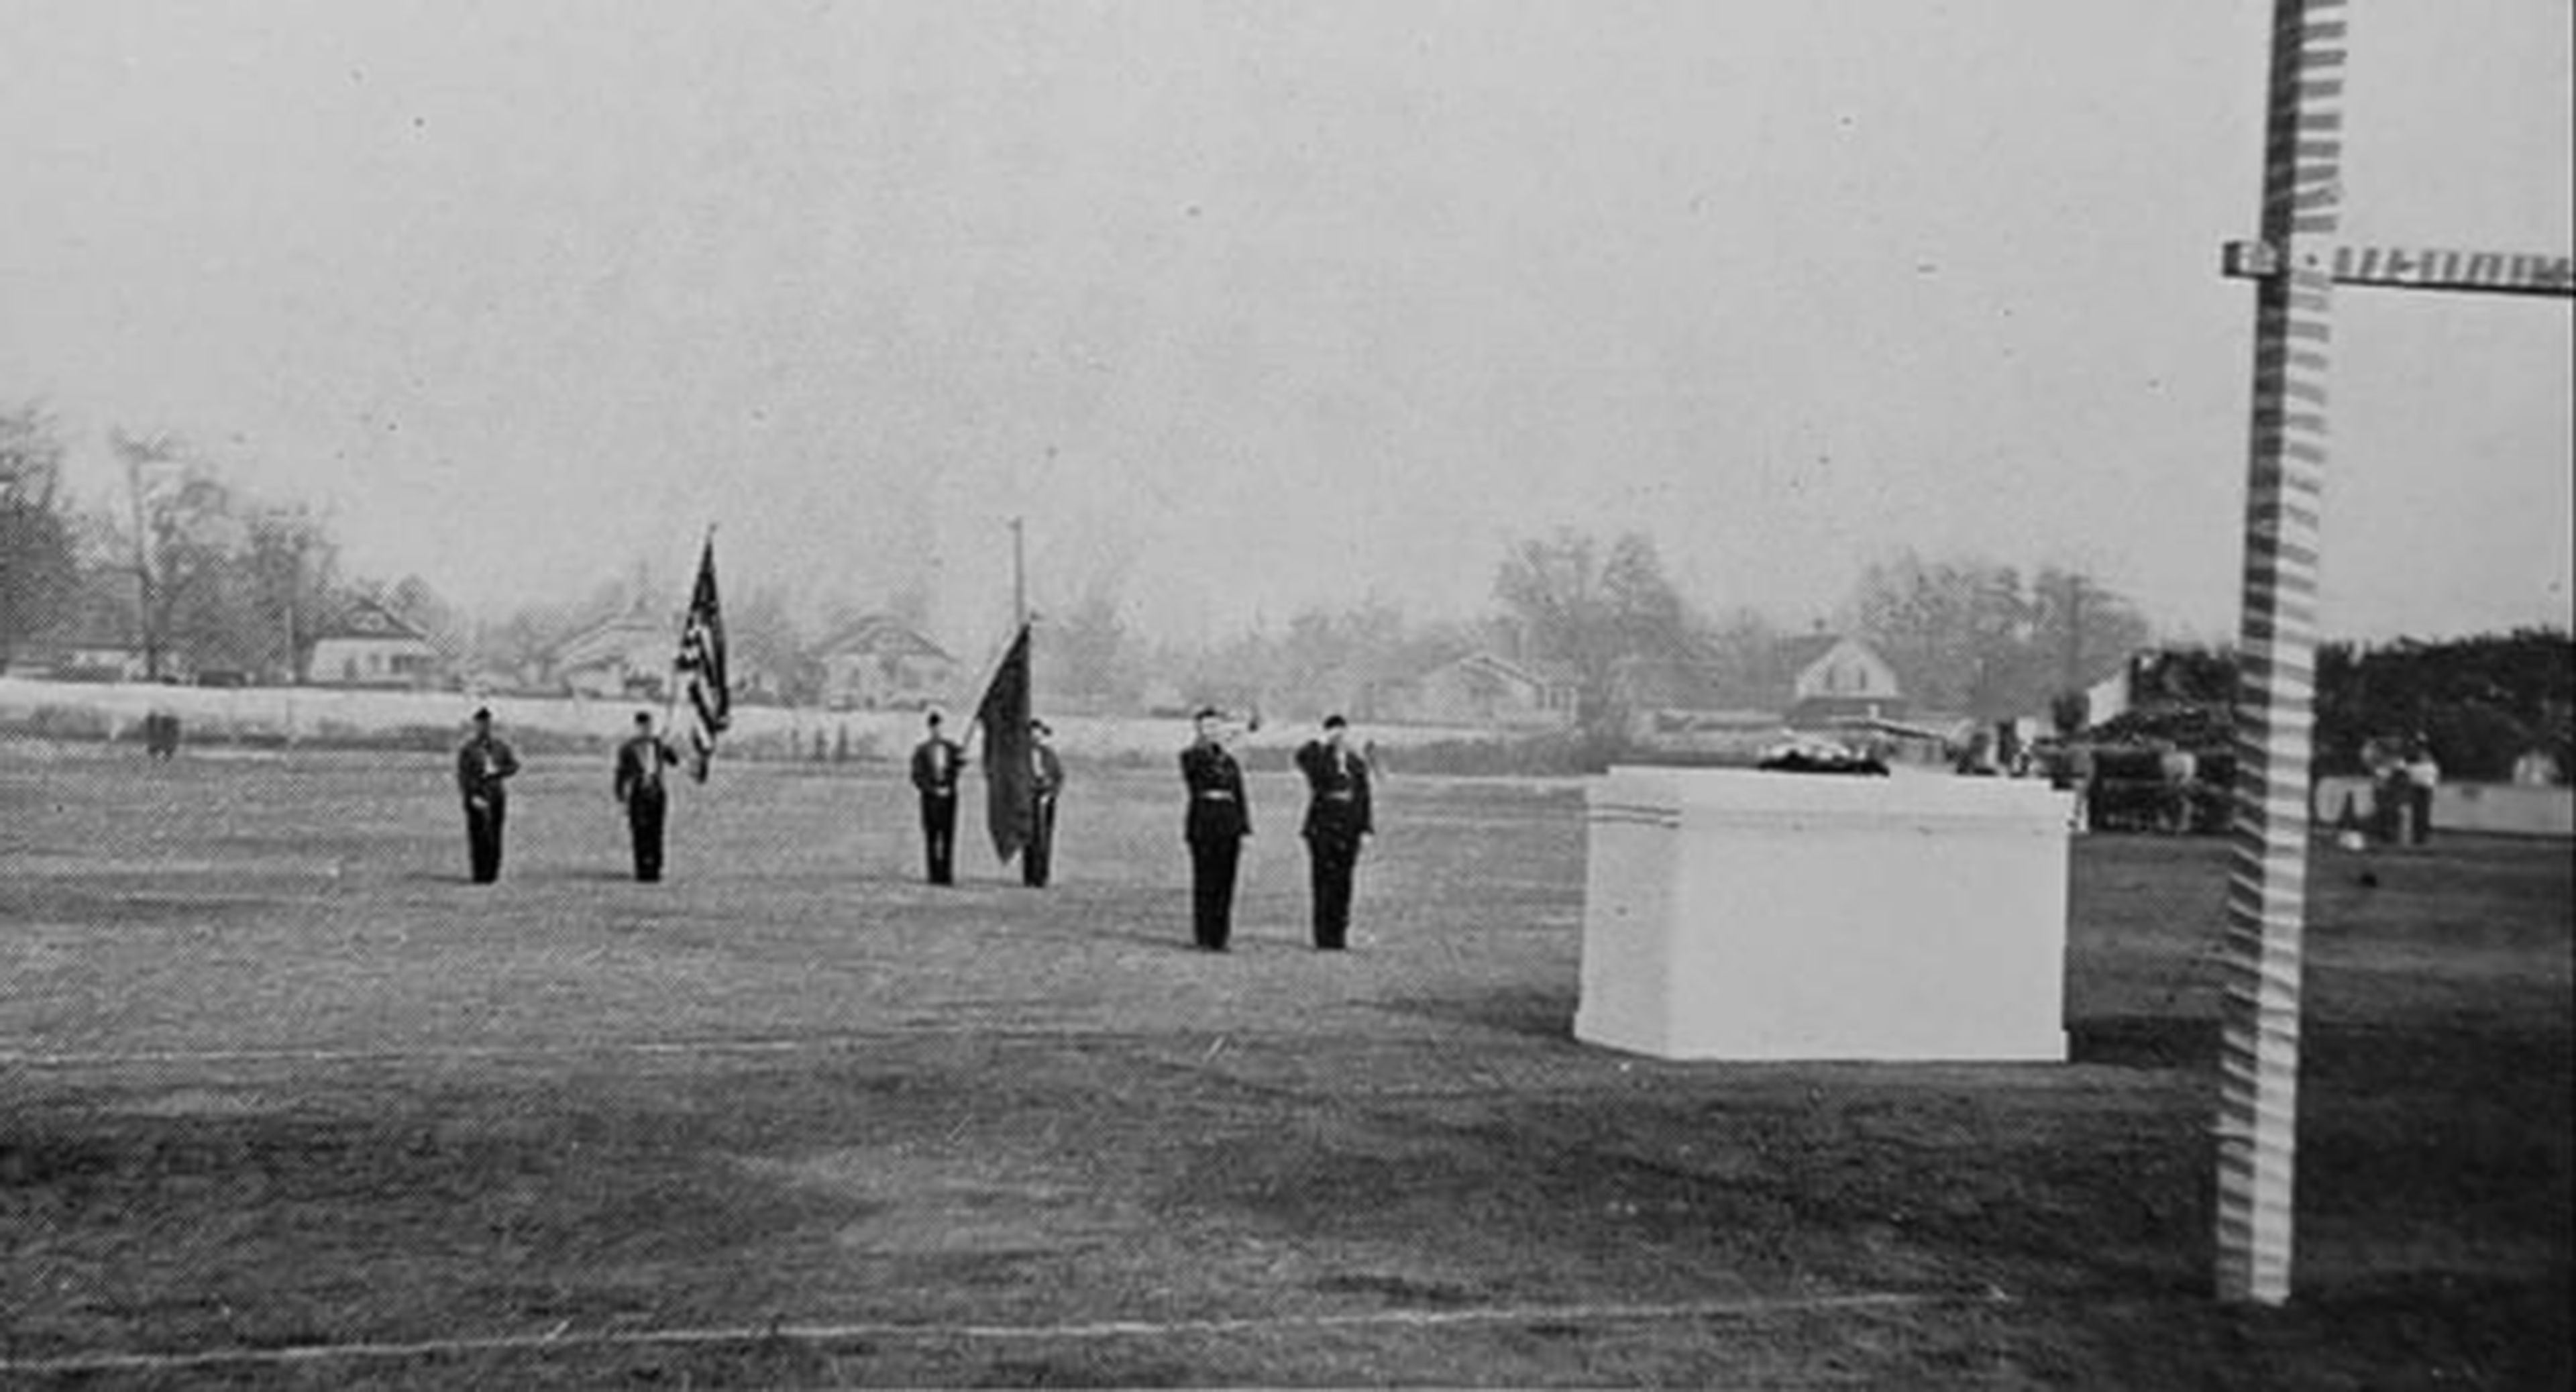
{"left": 549, "top": 606, "right": 673, "bottom": 667}
{"left": 310, "top": 594, "right": 431, "bottom": 644}
{"left": 1419, "top": 651, "right": 1552, "bottom": 689}
{"left": 1776, "top": 633, "right": 1848, "bottom": 676}
{"left": 818, "top": 614, "right": 952, "bottom": 662}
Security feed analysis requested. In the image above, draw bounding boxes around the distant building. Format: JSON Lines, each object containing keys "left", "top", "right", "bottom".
{"left": 308, "top": 596, "right": 445, "bottom": 689}
{"left": 1374, "top": 651, "right": 1579, "bottom": 730}
{"left": 815, "top": 614, "right": 958, "bottom": 711}
{"left": 1776, "top": 633, "right": 1908, "bottom": 727}
{"left": 9, "top": 632, "right": 154, "bottom": 682}
{"left": 547, "top": 603, "right": 676, "bottom": 700}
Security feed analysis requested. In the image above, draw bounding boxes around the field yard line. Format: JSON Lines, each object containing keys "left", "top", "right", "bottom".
{"left": 0, "top": 1291, "right": 2000, "bottom": 1375}
{"left": 0, "top": 1028, "right": 1322, "bottom": 1069}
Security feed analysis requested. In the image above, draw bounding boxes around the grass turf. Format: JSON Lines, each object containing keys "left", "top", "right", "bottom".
{"left": 1, "top": 746, "right": 2567, "bottom": 1387}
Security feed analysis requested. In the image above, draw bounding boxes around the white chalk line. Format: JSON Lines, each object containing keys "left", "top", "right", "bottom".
{"left": 0, "top": 1026, "right": 1408, "bottom": 1071}
{"left": 0, "top": 1036, "right": 846, "bottom": 1070}
{"left": 1, "top": 1290, "right": 1996, "bottom": 1375}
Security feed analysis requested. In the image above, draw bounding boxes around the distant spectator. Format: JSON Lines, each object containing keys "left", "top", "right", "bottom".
{"left": 2512, "top": 747, "right": 2563, "bottom": 787}
{"left": 143, "top": 710, "right": 180, "bottom": 761}
{"left": 2364, "top": 738, "right": 2406, "bottom": 845}
{"left": 2065, "top": 744, "right": 2096, "bottom": 835}
{"left": 2404, "top": 737, "right": 2440, "bottom": 847}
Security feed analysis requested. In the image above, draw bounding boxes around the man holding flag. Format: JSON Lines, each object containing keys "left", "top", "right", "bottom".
{"left": 673, "top": 535, "right": 729, "bottom": 781}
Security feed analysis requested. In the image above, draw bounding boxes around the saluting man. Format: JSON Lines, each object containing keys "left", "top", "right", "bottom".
{"left": 1024, "top": 718, "right": 1066, "bottom": 888}
{"left": 911, "top": 708, "right": 965, "bottom": 885}
{"left": 614, "top": 710, "right": 680, "bottom": 882}
{"left": 1180, "top": 707, "right": 1250, "bottom": 951}
{"left": 455, "top": 707, "right": 521, "bottom": 885}
{"left": 1294, "top": 714, "right": 1375, "bottom": 950}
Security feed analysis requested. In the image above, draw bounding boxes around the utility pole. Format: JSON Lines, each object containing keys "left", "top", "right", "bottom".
{"left": 282, "top": 541, "right": 298, "bottom": 686}
{"left": 1010, "top": 515, "right": 1027, "bottom": 631}
{"left": 2062, "top": 572, "right": 2084, "bottom": 700}
{"left": 122, "top": 440, "right": 161, "bottom": 682}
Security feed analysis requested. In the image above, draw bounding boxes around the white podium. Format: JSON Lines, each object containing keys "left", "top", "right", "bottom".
{"left": 1577, "top": 767, "right": 2072, "bottom": 1061}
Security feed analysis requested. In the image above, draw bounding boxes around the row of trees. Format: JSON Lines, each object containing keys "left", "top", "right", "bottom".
{"left": 9, "top": 394, "right": 2169, "bottom": 727}
{"left": 2, "top": 404, "right": 361, "bottom": 684}
{"left": 1026, "top": 530, "right": 2165, "bottom": 741}
{"left": 1, "top": 407, "right": 78, "bottom": 672}
{"left": 2316, "top": 631, "right": 2573, "bottom": 781}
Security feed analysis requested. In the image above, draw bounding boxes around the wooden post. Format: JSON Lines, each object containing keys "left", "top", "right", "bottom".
{"left": 2215, "top": 0, "right": 2345, "bottom": 1307}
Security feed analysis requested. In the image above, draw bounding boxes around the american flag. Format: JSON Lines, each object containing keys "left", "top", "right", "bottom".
{"left": 675, "top": 538, "right": 729, "bottom": 780}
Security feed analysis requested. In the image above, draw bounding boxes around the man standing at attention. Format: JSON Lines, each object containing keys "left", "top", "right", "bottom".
{"left": 1180, "top": 707, "right": 1250, "bottom": 951}
{"left": 911, "top": 708, "right": 964, "bottom": 885}
{"left": 614, "top": 710, "right": 679, "bottom": 882}
{"left": 1024, "top": 718, "right": 1066, "bottom": 888}
{"left": 1294, "top": 714, "right": 1375, "bottom": 951}
{"left": 455, "top": 707, "right": 521, "bottom": 885}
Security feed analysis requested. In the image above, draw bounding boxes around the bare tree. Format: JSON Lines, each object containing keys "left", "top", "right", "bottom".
{"left": 1495, "top": 529, "right": 1699, "bottom": 735}
{"left": 0, "top": 403, "right": 78, "bottom": 670}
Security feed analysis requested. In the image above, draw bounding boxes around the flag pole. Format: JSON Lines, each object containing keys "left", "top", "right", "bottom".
{"left": 1010, "top": 515, "right": 1027, "bottom": 632}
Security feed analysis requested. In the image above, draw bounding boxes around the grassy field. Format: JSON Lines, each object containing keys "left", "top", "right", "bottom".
{"left": 1, "top": 745, "right": 2568, "bottom": 1389}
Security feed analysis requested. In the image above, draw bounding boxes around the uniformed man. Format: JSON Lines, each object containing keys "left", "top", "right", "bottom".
{"left": 1180, "top": 707, "right": 1250, "bottom": 951}
{"left": 455, "top": 707, "right": 521, "bottom": 884}
{"left": 1294, "top": 714, "right": 1375, "bottom": 950}
{"left": 614, "top": 710, "right": 680, "bottom": 882}
{"left": 1024, "top": 718, "right": 1066, "bottom": 888}
{"left": 910, "top": 708, "right": 965, "bottom": 885}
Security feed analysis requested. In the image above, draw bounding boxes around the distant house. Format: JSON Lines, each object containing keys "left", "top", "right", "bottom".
{"left": 547, "top": 604, "right": 677, "bottom": 700}
{"left": 308, "top": 596, "right": 445, "bottom": 689}
{"left": 10, "top": 632, "right": 154, "bottom": 682}
{"left": 1373, "top": 651, "right": 1579, "bottom": 730}
{"left": 815, "top": 614, "right": 958, "bottom": 711}
{"left": 1777, "top": 633, "right": 1907, "bottom": 727}
{"left": 11, "top": 572, "right": 154, "bottom": 681}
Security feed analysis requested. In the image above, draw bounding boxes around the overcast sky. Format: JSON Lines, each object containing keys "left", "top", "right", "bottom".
{"left": 3, "top": 1, "right": 2569, "bottom": 649}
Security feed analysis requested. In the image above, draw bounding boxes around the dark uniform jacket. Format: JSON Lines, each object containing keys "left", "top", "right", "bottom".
{"left": 1294, "top": 739, "right": 1373, "bottom": 841}
{"left": 457, "top": 734, "right": 521, "bottom": 806}
{"left": 616, "top": 735, "right": 677, "bottom": 803}
{"left": 911, "top": 736, "right": 964, "bottom": 796}
{"left": 1032, "top": 744, "right": 1065, "bottom": 800}
{"left": 1181, "top": 741, "right": 1250, "bottom": 844}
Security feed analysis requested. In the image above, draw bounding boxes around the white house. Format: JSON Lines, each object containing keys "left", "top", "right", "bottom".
{"left": 1778, "top": 633, "right": 1908, "bottom": 727}
{"left": 1373, "top": 651, "right": 1579, "bottom": 730}
{"left": 308, "top": 596, "right": 444, "bottom": 690}
{"left": 547, "top": 604, "right": 677, "bottom": 700}
{"left": 815, "top": 614, "right": 957, "bottom": 711}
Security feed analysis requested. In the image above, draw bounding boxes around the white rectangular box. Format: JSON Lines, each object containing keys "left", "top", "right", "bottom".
{"left": 1578, "top": 767, "right": 2072, "bottom": 1061}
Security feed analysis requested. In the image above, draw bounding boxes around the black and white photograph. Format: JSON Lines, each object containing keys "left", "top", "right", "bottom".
{"left": 3, "top": 1, "right": 2569, "bottom": 1385}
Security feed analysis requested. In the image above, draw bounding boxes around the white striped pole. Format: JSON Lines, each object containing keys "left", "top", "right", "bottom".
{"left": 2216, "top": 0, "right": 2345, "bottom": 1307}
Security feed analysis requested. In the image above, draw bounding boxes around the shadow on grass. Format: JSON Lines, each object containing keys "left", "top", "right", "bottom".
{"left": 1375, "top": 987, "right": 1580, "bottom": 1041}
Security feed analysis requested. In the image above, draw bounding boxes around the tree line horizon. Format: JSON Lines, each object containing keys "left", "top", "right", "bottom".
{"left": 5, "top": 403, "right": 2565, "bottom": 757}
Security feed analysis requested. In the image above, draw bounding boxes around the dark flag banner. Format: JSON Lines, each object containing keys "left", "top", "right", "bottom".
{"left": 675, "top": 538, "right": 730, "bottom": 781}
{"left": 974, "top": 623, "right": 1034, "bottom": 863}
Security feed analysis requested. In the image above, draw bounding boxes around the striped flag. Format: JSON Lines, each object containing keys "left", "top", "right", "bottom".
{"left": 675, "top": 539, "right": 729, "bottom": 781}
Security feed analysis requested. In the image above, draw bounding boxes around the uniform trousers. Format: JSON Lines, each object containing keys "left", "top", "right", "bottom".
{"left": 1189, "top": 837, "right": 1241, "bottom": 949}
{"left": 627, "top": 788, "right": 667, "bottom": 882}
{"left": 1305, "top": 833, "right": 1362, "bottom": 949}
{"left": 1024, "top": 794, "right": 1059, "bottom": 888}
{"left": 465, "top": 799, "right": 506, "bottom": 884}
{"left": 920, "top": 792, "right": 957, "bottom": 885}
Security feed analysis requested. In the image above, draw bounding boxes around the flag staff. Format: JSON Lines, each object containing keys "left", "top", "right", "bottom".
{"left": 1010, "top": 515, "right": 1027, "bottom": 631}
